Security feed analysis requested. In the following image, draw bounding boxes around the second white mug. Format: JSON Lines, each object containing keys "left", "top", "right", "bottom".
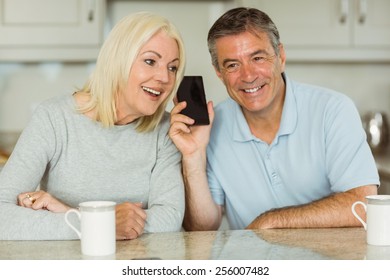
{"left": 65, "top": 201, "right": 116, "bottom": 256}
{"left": 352, "top": 195, "right": 390, "bottom": 246}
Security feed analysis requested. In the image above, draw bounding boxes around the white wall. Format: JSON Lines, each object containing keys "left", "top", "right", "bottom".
{"left": 0, "top": 62, "right": 95, "bottom": 131}
{"left": 1, "top": 0, "right": 390, "bottom": 135}
{"left": 286, "top": 62, "right": 390, "bottom": 115}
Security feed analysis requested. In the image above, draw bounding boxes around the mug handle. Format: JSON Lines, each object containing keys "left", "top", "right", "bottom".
{"left": 65, "top": 208, "right": 82, "bottom": 238}
{"left": 351, "top": 201, "right": 367, "bottom": 230}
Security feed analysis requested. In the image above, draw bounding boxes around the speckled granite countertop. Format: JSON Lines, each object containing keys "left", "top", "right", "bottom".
{"left": 1, "top": 228, "right": 386, "bottom": 260}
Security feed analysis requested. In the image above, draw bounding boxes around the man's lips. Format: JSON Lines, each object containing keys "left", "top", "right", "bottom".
{"left": 242, "top": 85, "right": 263, "bottom": 93}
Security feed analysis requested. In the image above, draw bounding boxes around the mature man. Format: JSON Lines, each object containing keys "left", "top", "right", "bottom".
{"left": 169, "top": 7, "right": 378, "bottom": 230}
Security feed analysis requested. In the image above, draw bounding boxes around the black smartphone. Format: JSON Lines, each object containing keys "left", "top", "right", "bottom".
{"left": 176, "top": 76, "right": 210, "bottom": 125}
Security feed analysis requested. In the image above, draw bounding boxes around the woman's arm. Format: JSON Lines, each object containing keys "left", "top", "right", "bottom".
{"left": 0, "top": 103, "right": 77, "bottom": 240}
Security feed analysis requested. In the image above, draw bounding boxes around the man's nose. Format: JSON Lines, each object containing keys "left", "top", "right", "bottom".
{"left": 239, "top": 62, "right": 257, "bottom": 82}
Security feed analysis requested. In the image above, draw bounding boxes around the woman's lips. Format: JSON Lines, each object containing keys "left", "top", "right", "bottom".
{"left": 142, "top": 86, "right": 162, "bottom": 96}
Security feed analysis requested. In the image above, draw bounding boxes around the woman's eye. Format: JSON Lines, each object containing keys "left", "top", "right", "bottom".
{"left": 145, "top": 59, "right": 156, "bottom": 66}
{"left": 168, "top": 66, "right": 178, "bottom": 73}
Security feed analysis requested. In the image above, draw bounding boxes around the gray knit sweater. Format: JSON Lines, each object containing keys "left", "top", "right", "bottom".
{"left": 0, "top": 94, "right": 184, "bottom": 240}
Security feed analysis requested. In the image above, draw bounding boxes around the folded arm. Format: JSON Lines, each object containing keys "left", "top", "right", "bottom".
{"left": 246, "top": 184, "right": 377, "bottom": 229}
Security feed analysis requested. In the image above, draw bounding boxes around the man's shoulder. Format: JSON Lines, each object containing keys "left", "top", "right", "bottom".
{"left": 209, "top": 98, "right": 238, "bottom": 144}
{"left": 212, "top": 98, "right": 237, "bottom": 128}
{"left": 290, "top": 79, "right": 354, "bottom": 111}
{"left": 214, "top": 98, "right": 237, "bottom": 116}
{"left": 292, "top": 79, "right": 348, "bottom": 100}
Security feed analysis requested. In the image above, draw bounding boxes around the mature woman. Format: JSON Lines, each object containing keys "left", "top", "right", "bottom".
{"left": 0, "top": 12, "right": 186, "bottom": 240}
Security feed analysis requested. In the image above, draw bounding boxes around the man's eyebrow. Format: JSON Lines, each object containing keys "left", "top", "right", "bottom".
{"left": 221, "top": 50, "right": 269, "bottom": 66}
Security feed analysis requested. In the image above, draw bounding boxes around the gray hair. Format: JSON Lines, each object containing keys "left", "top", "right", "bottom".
{"left": 207, "top": 7, "right": 281, "bottom": 71}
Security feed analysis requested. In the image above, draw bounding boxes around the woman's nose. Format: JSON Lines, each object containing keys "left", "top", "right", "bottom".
{"left": 155, "top": 68, "right": 170, "bottom": 83}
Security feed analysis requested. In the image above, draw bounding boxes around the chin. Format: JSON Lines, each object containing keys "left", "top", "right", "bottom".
{"left": 142, "top": 109, "right": 159, "bottom": 117}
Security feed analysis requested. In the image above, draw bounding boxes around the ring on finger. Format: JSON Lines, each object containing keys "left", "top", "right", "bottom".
{"left": 25, "top": 194, "right": 35, "bottom": 203}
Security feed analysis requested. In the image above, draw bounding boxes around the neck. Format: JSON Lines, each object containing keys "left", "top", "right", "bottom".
{"left": 244, "top": 89, "right": 285, "bottom": 145}
{"left": 114, "top": 97, "right": 141, "bottom": 125}
{"left": 115, "top": 113, "right": 139, "bottom": 125}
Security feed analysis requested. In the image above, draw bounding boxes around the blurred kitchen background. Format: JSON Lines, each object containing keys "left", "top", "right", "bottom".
{"left": 1, "top": 0, "right": 390, "bottom": 192}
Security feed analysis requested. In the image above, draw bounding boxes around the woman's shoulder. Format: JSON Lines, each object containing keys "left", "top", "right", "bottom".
{"left": 35, "top": 93, "right": 74, "bottom": 112}
{"left": 29, "top": 94, "right": 75, "bottom": 126}
{"left": 156, "top": 111, "right": 171, "bottom": 132}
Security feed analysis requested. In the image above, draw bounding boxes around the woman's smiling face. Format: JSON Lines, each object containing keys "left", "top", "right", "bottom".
{"left": 116, "top": 30, "right": 180, "bottom": 124}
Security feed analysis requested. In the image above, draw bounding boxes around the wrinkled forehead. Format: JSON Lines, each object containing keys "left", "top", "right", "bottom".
{"left": 214, "top": 30, "right": 274, "bottom": 54}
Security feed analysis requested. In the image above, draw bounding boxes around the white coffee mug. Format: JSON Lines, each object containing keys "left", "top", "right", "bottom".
{"left": 366, "top": 245, "right": 390, "bottom": 259}
{"left": 352, "top": 195, "right": 390, "bottom": 246}
{"left": 65, "top": 201, "right": 116, "bottom": 256}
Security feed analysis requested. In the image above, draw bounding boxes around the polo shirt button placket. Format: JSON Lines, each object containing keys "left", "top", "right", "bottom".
{"left": 271, "top": 172, "right": 278, "bottom": 184}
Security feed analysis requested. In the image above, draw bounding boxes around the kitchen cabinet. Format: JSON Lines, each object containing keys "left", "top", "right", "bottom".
{"left": 0, "top": 0, "right": 105, "bottom": 62}
{"left": 236, "top": 0, "right": 390, "bottom": 62}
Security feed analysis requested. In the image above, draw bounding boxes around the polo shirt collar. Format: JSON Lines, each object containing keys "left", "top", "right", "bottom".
{"left": 232, "top": 72, "right": 298, "bottom": 142}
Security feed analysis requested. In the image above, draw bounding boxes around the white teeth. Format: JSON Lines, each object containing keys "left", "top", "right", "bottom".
{"left": 142, "top": 86, "right": 161, "bottom": 95}
{"left": 244, "top": 86, "right": 261, "bottom": 93}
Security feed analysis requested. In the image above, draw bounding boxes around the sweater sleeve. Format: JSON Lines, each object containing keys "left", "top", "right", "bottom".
{"left": 144, "top": 115, "right": 185, "bottom": 232}
{"left": 0, "top": 103, "right": 78, "bottom": 240}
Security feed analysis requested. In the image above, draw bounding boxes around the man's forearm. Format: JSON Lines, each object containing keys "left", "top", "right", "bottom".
{"left": 246, "top": 185, "right": 377, "bottom": 229}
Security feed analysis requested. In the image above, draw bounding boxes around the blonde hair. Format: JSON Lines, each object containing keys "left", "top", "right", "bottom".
{"left": 78, "top": 11, "right": 186, "bottom": 132}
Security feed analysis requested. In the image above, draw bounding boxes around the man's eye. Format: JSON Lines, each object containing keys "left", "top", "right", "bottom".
{"left": 226, "top": 63, "right": 239, "bottom": 69}
{"left": 145, "top": 59, "right": 156, "bottom": 66}
{"left": 253, "top": 56, "right": 266, "bottom": 63}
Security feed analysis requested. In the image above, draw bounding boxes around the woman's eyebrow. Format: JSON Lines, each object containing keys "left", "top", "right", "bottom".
{"left": 141, "top": 50, "right": 162, "bottom": 58}
{"left": 142, "top": 50, "right": 180, "bottom": 64}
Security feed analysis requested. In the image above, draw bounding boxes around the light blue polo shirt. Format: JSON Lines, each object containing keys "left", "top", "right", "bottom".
{"left": 207, "top": 73, "right": 379, "bottom": 229}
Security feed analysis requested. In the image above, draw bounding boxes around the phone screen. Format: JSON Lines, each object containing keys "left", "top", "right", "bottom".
{"left": 176, "top": 76, "right": 210, "bottom": 125}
